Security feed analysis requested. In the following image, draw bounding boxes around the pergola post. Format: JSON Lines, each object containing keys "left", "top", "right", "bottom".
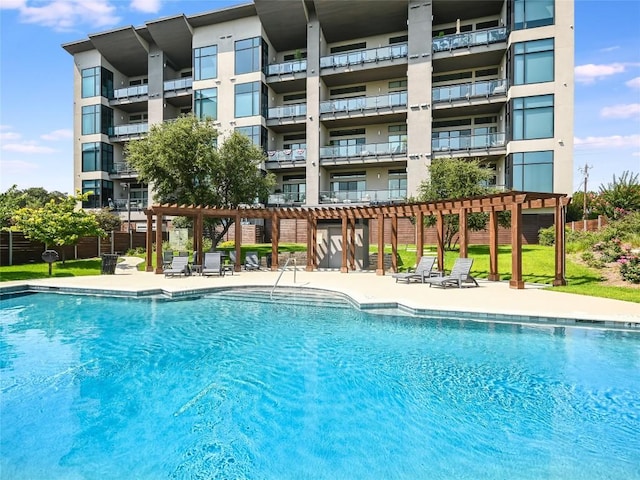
{"left": 553, "top": 200, "right": 568, "bottom": 286}
{"left": 391, "top": 214, "right": 398, "bottom": 272}
{"left": 271, "top": 213, "right": 280, "bottom": 271}
{"left": 145, "top": 211, "right": 153, "bottom": 272}
{"left": 340, "top": 215, "right": 348, "bottom": 273}
{"left": 234, "top": 213, "right": 242, "bottom": 272}
{"left": 510, "top": 201, "right": 524, "bottom": 289}
{"left": 416, "top": 211, "right": 424, "bottom": 264}
{"left": 436, "top": 211, "right": 445, "bottom": 272}
{"left": 155, "top": 211, "right": 163, "bottom": 274}
{"left": 306, "top": 215, "right": 317, "bottom": 271}
{"left": 376, "top": 213, "right": 385, "bottom": 275}
{"left": 459, "top": 208, "right": 468, "bottom": 258}
{"left": 349, "top": 216, "right": 356, "bottom": 271}
{"left": 195, "top": 211, "right": 203, "bottom": 268}
{"left": 488, "top": 207, "right": 500, "bottom": 281}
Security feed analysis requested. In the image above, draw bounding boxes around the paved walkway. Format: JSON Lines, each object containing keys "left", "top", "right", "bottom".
{"left": 2, "top": 256, "right": 639, "bottom": 325}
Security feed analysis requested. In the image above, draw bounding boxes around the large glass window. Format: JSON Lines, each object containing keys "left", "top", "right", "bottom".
{"left": 514, "top": 0, "right": 554, "bottom": 30}
{"left": 194, "top": 45, "right": 217, "bottom": 80}
{"left": 388, "top": 169, "right": 407, "bottom": 200}
{"left": 509, "top": 151, "right": 553, "bottom": 192}
{"left": 388, "top": 125, "right": 407, "bottom": 152}
{"left": 512, "top": 95, "right": 554, "bottom": 140}
{"left": 82, "top": 179, "right": 113, "bottom": 208}
{"left": 194, "top": 88, "right": 217, "bottom": 120}
{"left": 82, "top": 142, "right": 113, "bottom": 172}
{"left": 330, "top": 172, "right": 366, "bottom": 201}
{"left": 235, "top": 82, "right": 267, "bottom": 118}
{"left": 235, "top": 125, "right": 268, "bottom": 149}
{"left": 82, "top": 105, "right": 113, "bottom": 135}
{"left": 81, "top": 67, "right": 113, "bottom": 98}
{"left": 514, "top": 38, "right": 554, "bottom": 85}
{"left": 235, "top": 37, "right": 266, "bottom": 75}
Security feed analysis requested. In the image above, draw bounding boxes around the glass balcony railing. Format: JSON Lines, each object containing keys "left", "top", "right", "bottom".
{"left": 432, "top": 79, "right": 507, "bottom": 103}
{"left": 267, "top": 60, "right": 307, "bottom": 76}
{"left": 319, "top": 188, "right": 407, "bottom": 204}
{"left": 431, "top": 132, "right": 506, "bottom": 152}
{"left": 320, "top": 141, "right": 407, "bottom": 159}
{"left": 320, "top": 43, "right": 408, "bottom": 69}
{"left": 268, "top": 191, "right": 306, "bottom": 205}
{"left": 432, "top": 27, "right": 508, "bottom": 53}
{"left": 267, "top": 148, "right": 307, "bottom": 162}
{"left": 110, "top": 162, "right": 137, "bottom": 175}
{"left": 164, "top": 77, "right": 193, "bottom": 92}
{"left": 320, "top": 91, "right": 407, "bottom": 114}
{"left": 111, "top": 85, "right": 148, "bottom": 100}
{"left": 268, "top": 103, "right": 307, "bottom": 119}
{"left": 111, "top": 123, "right": 149, "bottom": 138}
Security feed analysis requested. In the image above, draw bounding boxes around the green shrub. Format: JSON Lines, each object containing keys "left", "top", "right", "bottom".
{"left": 619, "top": 254, "right": 640, "bottom": 284}
{"left": 580, "top": 251, "right": 604, "bottom": 269}
{"left": 218, "top": 240, "right": 235, "bottom": 249}
{"left": 538, "top": 225, "right": 555, "bottom": 246}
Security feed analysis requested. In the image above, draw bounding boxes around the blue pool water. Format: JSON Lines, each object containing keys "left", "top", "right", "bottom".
{"left": 1, "top": 290, "right": 639, "bottom": 479}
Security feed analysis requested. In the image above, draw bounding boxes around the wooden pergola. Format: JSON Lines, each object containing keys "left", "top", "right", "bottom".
{"left": 144, "top": 191, "right": 569, "bottom": 289}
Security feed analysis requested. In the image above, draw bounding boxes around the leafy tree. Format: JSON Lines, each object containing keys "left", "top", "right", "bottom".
{"left": 591, "top": 170, "right": 640, "bottom": 219}
{"left": 125, "top": 115, "right": 274, "bottom": 246}
{"left": 0, "top": 185, "right": 67, "bottom": 229}
{"left": 94, "top": 208, "right": 122, "bottom": 232}
{"left": 418, "top": 158, "right": 509, "bottom": 250}
{"left": 566, "top": 191, "right": 598, "bottom": 222}
{"left": 11, "top": 192, "right": 105, "bottom": 262}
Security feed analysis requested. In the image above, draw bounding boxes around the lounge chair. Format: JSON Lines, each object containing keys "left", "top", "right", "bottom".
{"left": 423, "top": 257, "right": 479, "bottom": 288}
{"left": 162, "top": 251, "right": 174, "bottom": 269}
{"left": 392, "top": 256, "right": 439, "bottom": 283}
{"left": 164, "top": 256, "right": 189, "bottom": 277}
{"left": 244, "top": 251, "right": 260, "bottom": 270}
{"left": 202, "top": 252, "right": 224, "bottom": 277}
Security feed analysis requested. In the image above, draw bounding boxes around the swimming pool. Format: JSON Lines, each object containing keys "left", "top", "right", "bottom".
{"left": 1, "top": 290, "right": 639, "bottom": 479}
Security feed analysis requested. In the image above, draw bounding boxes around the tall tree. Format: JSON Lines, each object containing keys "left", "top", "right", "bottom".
{"left": 0, "top": 185, "right": 67, "bottom": 229}
{"left": 418, "top": 158, "right": 509, "bottom": 250}
{"left": 592, "top": 170, "right": 640, "bottom": 219}
{"left": 125, "top": 115, "right": 274, "bottom": 246}
{"left": 11, "top": 192, "right": 105, "bottom": 262}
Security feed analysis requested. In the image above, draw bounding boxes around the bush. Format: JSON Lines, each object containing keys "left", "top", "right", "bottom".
{"left": 619, "top": 254, "right": 640, "bottom": 284}
{"left": 580, "top": 251, "right": 604, "bottom": 269}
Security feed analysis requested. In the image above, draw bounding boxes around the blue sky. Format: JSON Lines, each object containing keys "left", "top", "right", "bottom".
{"left": 1, "top": 0, "right": 639, "bottom": 195}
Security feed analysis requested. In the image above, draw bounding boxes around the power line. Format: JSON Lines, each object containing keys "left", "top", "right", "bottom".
{"left": 578, "top": 163, "right": 592, "bottom": 219}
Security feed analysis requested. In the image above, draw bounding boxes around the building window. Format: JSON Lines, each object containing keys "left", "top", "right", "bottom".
{"left": 514, "top": 0, "right": 554, "bottom": 30}
{"left": 82, "top": 142, "right": 113, "bottom": 172}
{"left": 330, "top": 172, "right": 366, "bottom": 201}
{"left": 82, "top": 105, "right": 113, "bottom": 135}
{"left": 509, "top": 151, "right": 553, "bottom": 192}
{"left": 82, "top": 179, "right": 113, "bottom": 208}
{"left": 235, "top": 82, "right": 267, "bottom": 118}
{"left": 194, "top": 88, "right": 217, "bottom": 120}
{"left": 235, "top": 37, "right": 267, "bottom": 75}
{"left": 235, "top": 125, "right": 268, "bottom": 149}
{"left": 388, "top": 125, "right": 407, "bottom": 152}
{"left": 81, "top": 67, "right": 113, "bottom": 98}
{"left": 514, "top": 38, "right": 554, "bottom": 85}
{"left": 388, "top": 169, "right": 407, "bottom": 200}
{"left": 194, "top": 45, "right": 217, "bottom": 80}
{"left": 512, "top": 95, "right": 554, "bottom": 140}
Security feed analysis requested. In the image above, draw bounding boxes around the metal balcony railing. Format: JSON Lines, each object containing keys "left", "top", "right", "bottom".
{"left": 320, "top": 43, "right": 408, "bottom": 69}
{"left": 320, "top": 91, "right": 407, "bottom": 114}
{"left": 111, "top": 162, "right": 137, "bottom": 176}
{"left": 110, "top": 123, "right": 149, "bottom": 139}
{"left": 268, "top": 103, "right": 307, "bottom": 119}
{"left": 111, "top": 85, "right": 148, "bottom": 100}
{"left": 319, "top": 189, "right": 407, "bottom": 204}
{"left": 433, "top": 79, "right": 507, "bottom": 103}
{"left": 432, "top": 27, "right": 508, "bottom": 53}
{"left": 164, "top": 77, "right": 193, "bottom": 92}
{"left": 320, "top": 142, "right": 407, "bottom": 159}
{"left": 267, "top": 191, "right": 306, "bottom": 205}
{"left": 266, "top": 149, "right": 307, "bottom": 162}
{"left": 267, "top": 60, "right": 307, "bottom": 76}
{"left": 431, "top": 132, "right": 506, "bottom": 152}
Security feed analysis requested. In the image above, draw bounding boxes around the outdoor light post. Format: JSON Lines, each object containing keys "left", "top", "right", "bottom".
{"left": 123, "top": 182, "right": 132, "bottom": 250}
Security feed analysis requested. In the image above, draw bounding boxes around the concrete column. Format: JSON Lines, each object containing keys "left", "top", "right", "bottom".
{"left": 305, "top": 14, "right": 322, "bottom": 205}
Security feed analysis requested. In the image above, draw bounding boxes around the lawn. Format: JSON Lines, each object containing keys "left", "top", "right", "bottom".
{"left": 0, "top": 258, "right": 102, "bottom": 282}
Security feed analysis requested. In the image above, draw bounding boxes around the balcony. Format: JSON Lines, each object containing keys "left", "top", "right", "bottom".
{"left": 433, "top": 79, "right": 507, "bottom": 103}
{"left": 320, "top": 142, "right": 407, "bottom": 166}
{"left": 267, "top": 191, "right": 306, "bottom": 206}
{"left": 266, "top": 60, "right": 307, "bottom": 93}
{"left": 266, "top": 148, "right": 307, "bottom": 166}
{"left": 320, "top": 44, "right": 408, "bottom": 86}
{"left": 164, "top": 77, "right": 193, "bottom": 93}
{"left": 267, "top": 60, "right": 307, "bottom": 76}
{"left": 109, "top": 198, "right": 145, "bottom": 212}
{"left": 432, "top": 132, "right": 506, "bottom": 157}
{"left": 111, "top": 85, "right": 148, "bottom": 101}
{"left": 432, "top": 27, "right": 508, "bottom": 53}
{"left": 110, "top": 123, "right": 149, "bottom": 142}
{"left": 319, "top": 188, "right": 406, "bottom": 204}
{"left": 110, "top": 162, "right": 137, "bottom": 179}
{"left": 268, "top": 103, "right": 307, "bottom": 119}
{"left": 321, "top": 44, "right": 407, "bottom": 69}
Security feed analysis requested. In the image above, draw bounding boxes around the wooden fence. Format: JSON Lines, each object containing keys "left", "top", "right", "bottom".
{"left": 567, "top": 216, "right": 607, "bottom": 232}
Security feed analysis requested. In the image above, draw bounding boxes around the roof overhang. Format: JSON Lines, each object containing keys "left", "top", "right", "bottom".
{"left": 146, "top": 15, "right": 193, "bottom": 70}
{"left": 89, "top": 26, "right": 149, "bottom": 77}
{"left": 254, "top": 0, "right": 309, "bottom": 51}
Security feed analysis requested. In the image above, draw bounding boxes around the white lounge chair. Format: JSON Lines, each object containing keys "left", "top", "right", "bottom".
{"left": 164, "top": 256, "right": 189, "bottom": 277}
{"left": 392, "top": 256, "right": 440, "bottom": 283}
{"left": 202, "top": 252, "right": 224, "bottom": 277}
{"left": 423, "top": 257, "right": 478, "bottom": 288}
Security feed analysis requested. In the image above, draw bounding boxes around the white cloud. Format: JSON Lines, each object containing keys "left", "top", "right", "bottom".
{"left": 600, "top": 103, "right": 640, "bottom": 119}
{"left": 633, "top": 152, "right": 640, "bottom": 157}
{"left": 0, "top": 159, "right": 39, "bottom": 175}
{"left": 574, "top": 63, "right": 628, "bottom": 84}
{"left": 574, "top": 134, "right": 640, "bottom": 149}
{"left": 41, "top": 129, "right": 73, "bottom": 141}
{"left": 626, "top": 77, "right": 640, "bottom": 89}
{"left": 0, "top": 131, "right": 21, "bottom": 141}
{"left": 2, "top": 142, "right": 57, "bottom": 154}
{"left": 6, "top": 0, "right": 120, "bottom": 31}
{"left": 598, "top": 46, "right": 620, "bottom": 53}
{"left": 130, "top": 0, "right": 161, "bottom": 13}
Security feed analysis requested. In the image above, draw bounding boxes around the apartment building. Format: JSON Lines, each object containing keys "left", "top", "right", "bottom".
{"left": 63, "top": 0, "right": 573, "bottom": 229}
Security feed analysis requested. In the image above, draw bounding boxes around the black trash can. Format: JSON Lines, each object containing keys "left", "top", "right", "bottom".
{"left": 101, "top": 254, "right": 118, "bottom": 275}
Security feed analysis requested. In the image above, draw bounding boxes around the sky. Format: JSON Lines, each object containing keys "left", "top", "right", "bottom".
{"left": 0, "top": 0, "right": 639, "bottom": 195}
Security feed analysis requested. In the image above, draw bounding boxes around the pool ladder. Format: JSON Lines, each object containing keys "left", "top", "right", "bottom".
{"left": 270, "top": 257, "right": 297, "bottom": 299}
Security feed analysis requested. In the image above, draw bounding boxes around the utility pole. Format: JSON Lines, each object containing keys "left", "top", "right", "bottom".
{"left": 578, "top": 163, "right": 591, "bottom": 220}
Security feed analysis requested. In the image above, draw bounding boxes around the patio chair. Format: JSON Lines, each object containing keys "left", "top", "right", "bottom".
{"left": 244, "top": 251, "right": 260, "bottom": 271}
{"left": 202, "top": 252, "right": 224, "bottom": 277}
{"left": 164, "top": 256, "right": 189, "bottom": 277}
{"left": 392, "top": 256, "right": 439, "bottom": 283}
{"left": 423, "top": 257, "right": 478, "bottom": 288}
{"left": 162, "top": 251, "right": 174, "bottom": 269}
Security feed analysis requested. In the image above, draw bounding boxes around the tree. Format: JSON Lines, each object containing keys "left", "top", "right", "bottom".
{"left": 94, "top": 208, "right": 122, "bottom": 232}
{"left": 125, "top": 115, "right": 274, "bottom": 246}
{"left": 418, "top": 158, "right": 509, "bottom": 250}
{"left": 566, "top": 190, "right": 598, "bottom": 222}
{"left": 11, "top": 192, "right": 105, "bottom": 262}
{"left": 591, "top": 170, "right": 640, "bottom": 219}
{"left": 0, "top": 185, "right": 67, "bottom": 229}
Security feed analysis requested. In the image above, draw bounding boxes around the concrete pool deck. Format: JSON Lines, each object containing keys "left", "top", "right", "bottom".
{"left": 1, "top": 256, "right": 639, "bottom": 326}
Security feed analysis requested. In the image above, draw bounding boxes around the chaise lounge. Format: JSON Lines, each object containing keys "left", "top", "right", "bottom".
{"left": 423, "top": 257, "right": 478, "bottom": 288}
{"left": 244, "top": 251, "right": 260, "bottom": 271}
{"left": 164, "top": 256, "right": 189, "bottom": 277}
{"left": 392, "top": 256, "right": 440, "bottom": 283}
{"left": 202, "top": 252, "right": 224, "bottom": 277}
